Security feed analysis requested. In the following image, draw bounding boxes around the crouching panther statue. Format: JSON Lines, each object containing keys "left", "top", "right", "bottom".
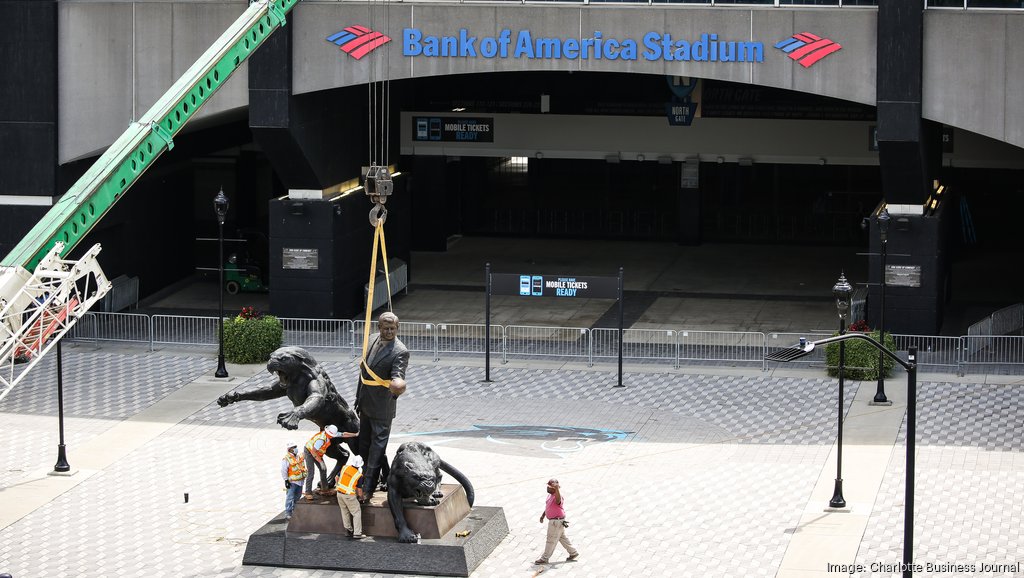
{"left": 387, "top": 441, "right": 475, "bottom": 543}
{"left": 216, "top": 346, "right": 360, "bottom": 482}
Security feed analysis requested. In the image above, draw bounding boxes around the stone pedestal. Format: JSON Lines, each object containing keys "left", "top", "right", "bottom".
{"left": 241, "top": 484, "right": 508, "bottom": 577}
{"left": 288, "top": 483, "right": 470, "bottom": 539}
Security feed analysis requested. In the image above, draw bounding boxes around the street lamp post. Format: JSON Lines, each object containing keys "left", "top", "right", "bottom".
{"left": 830, "top": 272, "right": 853, "bottom": 509}
{"left": 767, "top": 334, "right": 918, "bottom": 577}
{"left": 53, "top": 340, "right": 70, "bottom": 472}
{"left": 874, "top": 208, "right": 891, "bottom": 403}
{"left": 214, "top": 188, "right": 229, "bottom": 379}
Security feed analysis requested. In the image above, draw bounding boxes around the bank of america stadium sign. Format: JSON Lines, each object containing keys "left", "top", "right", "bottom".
{"left": 402, "top": 29, "right": 764, "bottom": 62}
{"left": 328, "top": 26, "right": 842, "bottom": 67}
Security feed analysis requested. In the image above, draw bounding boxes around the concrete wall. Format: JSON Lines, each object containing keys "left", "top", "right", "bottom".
{"left": 57, "top": 2, "right": 1024, "bottom": 163}
{"left": 923, "top": 11, "right": 1024, "bottom": 149}
{"left": 296, "top": 3, "right": 877, "bottom": 106}
{"left": 58, "top": 1, "right": 250, "bottom": 163}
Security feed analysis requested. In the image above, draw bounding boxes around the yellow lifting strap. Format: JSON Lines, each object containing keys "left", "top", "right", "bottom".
{"left": 360, "top": 219, "right": 393, "bottom": 388}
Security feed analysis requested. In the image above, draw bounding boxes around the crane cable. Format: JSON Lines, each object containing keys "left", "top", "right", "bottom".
{"left": 359, "top": 0, "right": 395, "bottom": 389}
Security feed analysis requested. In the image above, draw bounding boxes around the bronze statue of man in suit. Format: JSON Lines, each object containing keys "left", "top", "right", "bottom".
{"left": 355, "top": 311, "right": 409, "bottom": 502}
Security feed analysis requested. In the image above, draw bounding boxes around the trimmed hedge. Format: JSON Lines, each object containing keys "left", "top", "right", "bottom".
{"left": 222, "top": 313, "right": 283, "bottom": 364}
{"left": 825, "top": 330, "right": 897, "bottom": 380}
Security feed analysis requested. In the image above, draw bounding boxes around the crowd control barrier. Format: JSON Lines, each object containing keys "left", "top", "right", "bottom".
{"left": 61, "top": 312, "right": 1024, "bottom": 376}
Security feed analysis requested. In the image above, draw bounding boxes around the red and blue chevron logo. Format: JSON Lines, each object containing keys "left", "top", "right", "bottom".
{"left": 326, "top": 25, "right": 392, "bottom": 60}
{"left": 774, "top": 32, "right": 842, "bottom": 68}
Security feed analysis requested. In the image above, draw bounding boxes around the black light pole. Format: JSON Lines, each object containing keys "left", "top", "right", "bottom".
{"left": 484, "top": 262, "right": 491, "bottom": 382}
{"left": 830, "top": 272, "right": 853, "bottom": 509}
{"left": 214, "top": 188, "right": 229, "bottom": 378}
{"left": 904, "top": 345, "right": 918, "bottom": 578}
{"left": 874, "top": 208, "right": 891, "bottom": 403}
{"left": 615, "top": 266, "right": 624, "bottom": 388}
{"left": 53, "top": 340, "right": 71, "bottom": 473}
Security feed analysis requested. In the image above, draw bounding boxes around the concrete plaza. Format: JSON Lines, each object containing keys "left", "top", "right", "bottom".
{"left": 0, "top": 341, "right": 1020, "bottom": 578}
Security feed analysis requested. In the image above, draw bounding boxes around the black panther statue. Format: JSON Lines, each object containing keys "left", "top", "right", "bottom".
{"left": 216, "top": 346, "right": 360, "bottom": 483}
{"left": 387, "top": 441, "right": 475, "bottom": 543}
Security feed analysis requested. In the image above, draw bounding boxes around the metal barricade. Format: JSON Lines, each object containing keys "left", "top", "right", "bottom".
{"left": 49, "top": 311, "right": 1024, "bottom": 376}
{"left": 279, "top": 318, "right": 352, "bottom": 352}
{"left": 959, "top": 335, "right": 1024, "bottom": 374}
{"left": 503, "top": 325, "right": 589, "bottom": 364}
{"left": 353, "top": 320, "right": 437, "bottom": 360}
{"left": 64, "top": 312, "right": 97, "bottom": 342}
{"left": 892, "top": 334, "right": 962, "bottom": 374}
{"left": 764, "top": 332, "right": 832, "bottom": 370}
{"left": 968, "top": 303, "right": 1023, "bottom": 337}
{"left": 435, "top": 323, "right": 501, "bottom": 360}
{"left": 990, "top": 303, "right": 1024, "bottom": 336}
{"left": 590, "top": 328, "right": 676, "bottom": 367}
{"left": 678, "top": 330, "right": 767, "bottom": 369}
{"left": 87, "top": 312, "right": 151, "bottom": 345}
{"left": 966, "top": 304, "right": 1023, "bottom": 357}
{"left": 151, "top": 314, "right": 221, "bottom": 350}
{"left": 100, "top": 275, "right": 140, "bottom": 312}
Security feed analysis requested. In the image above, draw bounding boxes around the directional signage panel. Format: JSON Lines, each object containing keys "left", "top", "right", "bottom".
{"left": 491, "top": 273, "right": 618, "bottom": 299}
{"left": 413, "top": 116, "right": 494, "bottom": 142}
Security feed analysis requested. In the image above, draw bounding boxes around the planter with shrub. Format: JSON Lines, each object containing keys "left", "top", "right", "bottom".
{"left": 222, "top": 306, "right": 283, "bottom": 364}
{"left": 824, "top": 321, "right": 897, "bottom": 380}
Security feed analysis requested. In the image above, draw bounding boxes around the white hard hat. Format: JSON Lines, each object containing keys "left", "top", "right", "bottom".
{"left": 349, "top": 455, "right": 364, "bottom": 468}
{"left": 287, "top": 443, "right": 298, "bottom": 451}
{"left": 325, "top": 425, "right": 339, "bottom": 437}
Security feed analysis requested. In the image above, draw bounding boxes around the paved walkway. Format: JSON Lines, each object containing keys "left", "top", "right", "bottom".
{"left": 0, "top": 343, "right": 1021, "bottom": 577}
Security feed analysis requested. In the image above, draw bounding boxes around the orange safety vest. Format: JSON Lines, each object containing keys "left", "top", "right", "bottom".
{"left": 335, "top": 465, "right": 363, "bottom": 495}
{"left": 285, "top": 452, "right": 307, "bottom": 482}
{"left": 304, "top": 431, "right": 332, "bottom": 459}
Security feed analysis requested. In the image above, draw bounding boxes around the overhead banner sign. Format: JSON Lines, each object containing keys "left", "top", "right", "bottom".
{"left": 491, "top": 273, "right": 618, "bottom": 299}
{"left": 413, "top": 116, "right": 494, "bottom": 142}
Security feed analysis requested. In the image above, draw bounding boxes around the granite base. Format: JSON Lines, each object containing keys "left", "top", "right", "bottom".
{"left": 242, "top": 506, "right": 508, "bottom": 577}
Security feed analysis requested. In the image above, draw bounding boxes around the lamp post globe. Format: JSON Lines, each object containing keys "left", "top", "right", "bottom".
{"left": 214, "top": 189, "right": 229, "bottom": 223}
{"left": 830, "top": 272, "right": 852, "bottom": 509}
{"left": 833, "top": 272, "right": 853, "bottom": 322}
{"left": 214, "top": 188, "right": 229, "bottom": 378}
{"left": 874, "top": 207, "right": 891, "bottom": 403}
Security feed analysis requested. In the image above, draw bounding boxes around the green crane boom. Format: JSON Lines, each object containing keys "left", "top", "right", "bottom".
{"left": 1, "top": 0, "right": 299, "bottom": 272}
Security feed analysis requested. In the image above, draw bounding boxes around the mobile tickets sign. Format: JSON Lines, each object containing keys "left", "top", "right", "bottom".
{"left": 491, "top": 273, "right": 619, "bottom": 299}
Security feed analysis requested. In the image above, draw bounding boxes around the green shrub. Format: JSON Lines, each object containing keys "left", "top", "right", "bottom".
{"left": 222, "top": 309, "right": 283, "bottom": 364}
{"left": 825, "top": 330, "right": 897, "bottom": 380}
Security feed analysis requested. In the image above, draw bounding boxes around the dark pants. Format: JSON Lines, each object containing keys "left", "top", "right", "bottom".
{"left": 303, "top": 450, "right": 327, "bottom": 494}
{"left": 357, "top": 414, "right": 392, "bottom": 497}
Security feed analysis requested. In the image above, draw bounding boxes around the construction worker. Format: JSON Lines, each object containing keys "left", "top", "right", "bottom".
{"left": 302, "top": 424, "right": 339, "bottom": 500}
{"left": 335, "top": 454, "right": 367, "bottom": 539}
{"left": 281, "top": 442, "right": 307, "bottom": 520}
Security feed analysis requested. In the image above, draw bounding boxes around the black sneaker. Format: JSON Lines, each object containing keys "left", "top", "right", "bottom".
{"left": 567, "top": 552, "right": 580, "bottom": 561}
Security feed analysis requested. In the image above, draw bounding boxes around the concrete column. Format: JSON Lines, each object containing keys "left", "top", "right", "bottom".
{"left": 874, "top": 0, "right": 948, "bottom": 335}
{"left": 0, "top": 1, "right": 57, "bottom": 257}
